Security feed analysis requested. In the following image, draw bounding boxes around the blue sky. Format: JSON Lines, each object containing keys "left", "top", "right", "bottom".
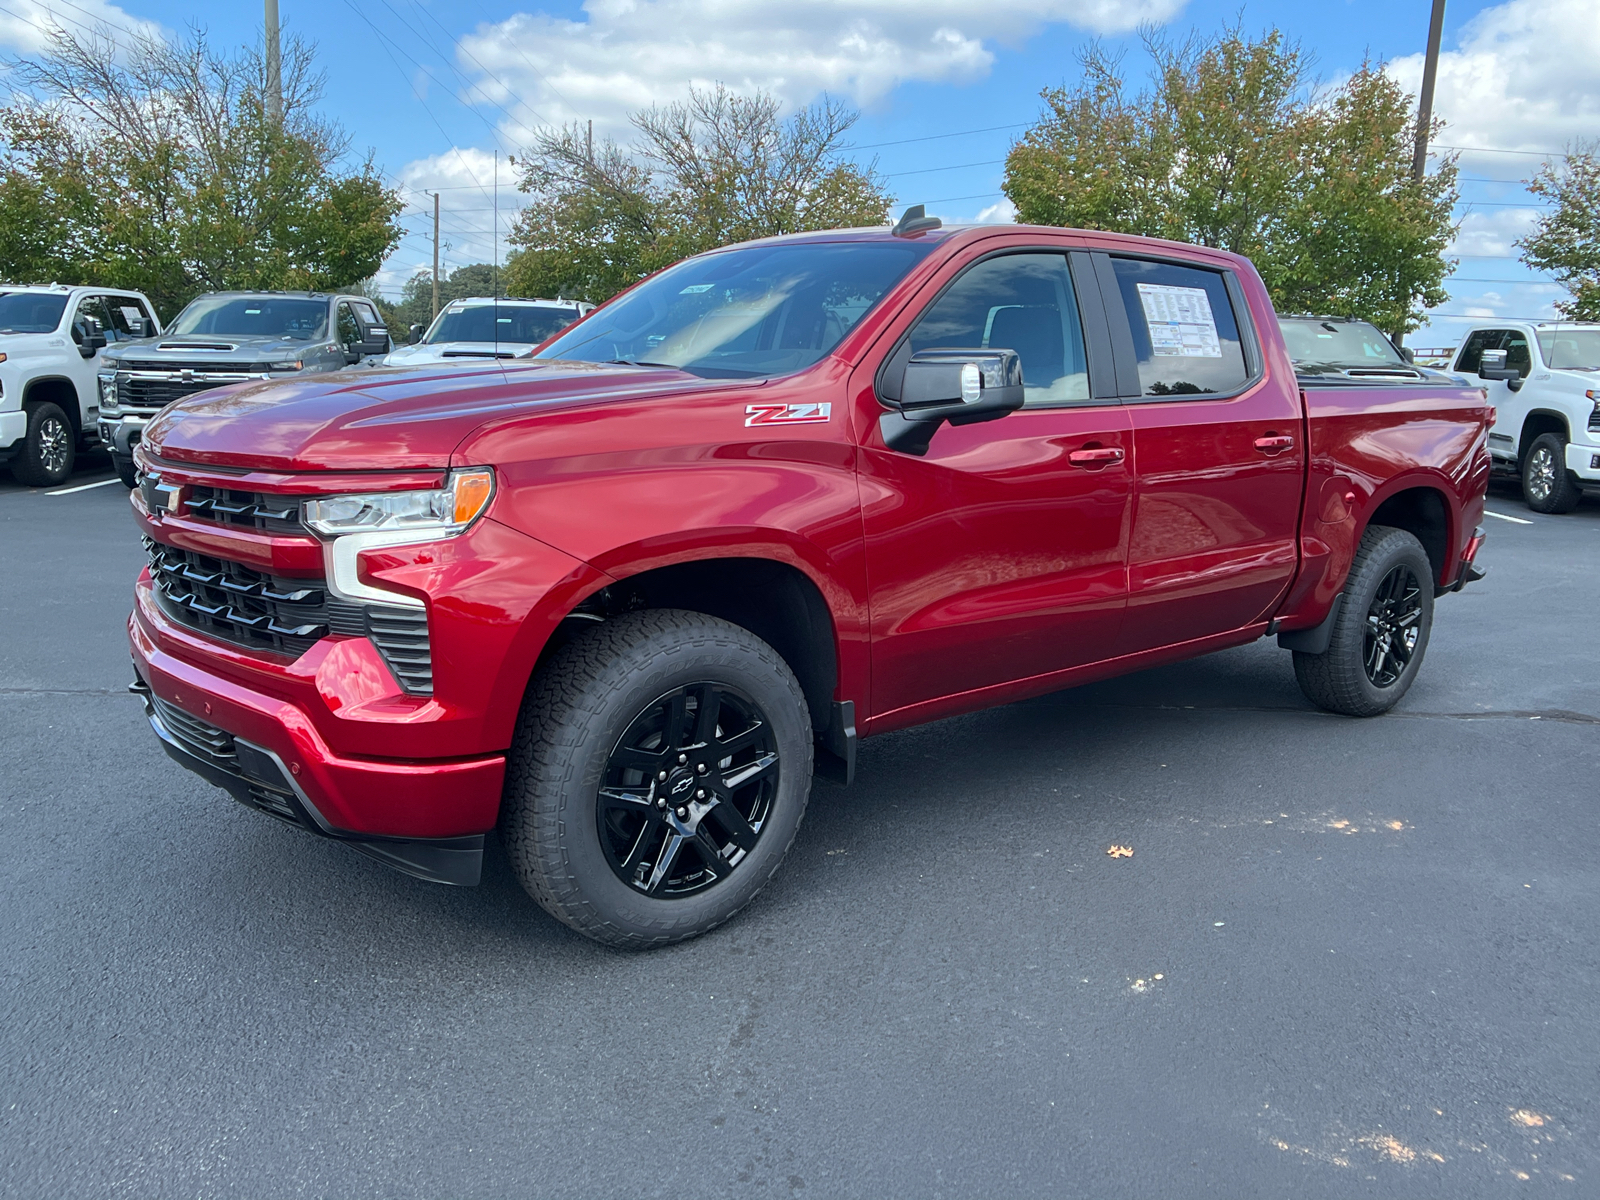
{"left": 2, "top": 0, "right": 1593, "bottom": 345}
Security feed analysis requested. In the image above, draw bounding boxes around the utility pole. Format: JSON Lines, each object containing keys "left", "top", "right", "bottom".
{"left": 1411, "top": 0, "right": 1447, "bottom": 180}
{"left": 431, "top": 192, "right": 441, "bottom": 320}
{"left": 264, "top": 0, "right": 282, "bottom": 124}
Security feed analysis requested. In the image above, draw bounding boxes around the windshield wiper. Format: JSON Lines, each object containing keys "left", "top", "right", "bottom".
{"left": 605, "top": 358, "right": 683, "bottom": 370}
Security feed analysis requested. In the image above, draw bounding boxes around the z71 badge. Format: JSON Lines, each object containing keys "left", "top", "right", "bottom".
{"left": 744, "top": 402, "right": 832, "bottom": 427}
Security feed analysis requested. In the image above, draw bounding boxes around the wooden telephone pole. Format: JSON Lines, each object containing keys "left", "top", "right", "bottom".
{"left": 431, "top": 192, "right": 441, "bottom": 320}
{"left": 1412, "top": 0, "right": 1447, "bottom": 180}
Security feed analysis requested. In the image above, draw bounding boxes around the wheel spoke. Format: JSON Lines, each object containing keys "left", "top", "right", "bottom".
{"left": 714, "top": 721, "right": 767, "bottom": 758}
{"left": 598, "top": 786, "right": 654, "bottom": 811}
{"left": 722, "top": 751, "right": 778, "bottom": 792}
{"left": 664, "top": 691, "right": 688, "bottom": 751}
{"left": 705, "top": 799, "right": 759, "bottom": 851}
{"left": 692, "top": 683, "right": 720, "bottom": 745}
{"left": 619, "top": 820, "right": 662, "bottom": 877}
{"left": 645, "top": 833, "right": 688, "bottom": 894}
{"left": 692, "top": 825, "right": 734, "bottom": 879}
{"left": 611, "top": 744, "right": 666, "bottom": 773}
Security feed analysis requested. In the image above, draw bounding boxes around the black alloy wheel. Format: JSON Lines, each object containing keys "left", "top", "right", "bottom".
{"left": 1362, "top": 562, "right": 1423, "bottom": 687}
{"left": 598, "top": 682, "right": 778, "bottom": 897}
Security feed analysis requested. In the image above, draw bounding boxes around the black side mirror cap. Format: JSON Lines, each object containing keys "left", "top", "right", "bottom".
{"left": 877, "top": 348, "right": 1025, "bottom": 455}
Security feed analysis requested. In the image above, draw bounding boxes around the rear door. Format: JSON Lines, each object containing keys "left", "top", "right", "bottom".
{"left": 856, "top": 240, "right": 1135, "bottom": 721}
{"left": 1086, "top": 249, "right": 1305, "bottom": 654}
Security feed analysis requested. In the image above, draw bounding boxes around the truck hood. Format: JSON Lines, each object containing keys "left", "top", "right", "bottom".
{"left": 384, "top": 341, "right": 535, "bottom": 366}
{"left": 104, "top": 334, "right": 318, "bottom": 365}
{"left": 141, "top": 358, "right": 709, "bottom": 472}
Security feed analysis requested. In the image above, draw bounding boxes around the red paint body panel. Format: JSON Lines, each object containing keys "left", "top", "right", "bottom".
{"left": 126, "top": 224, "right": 1491, "bottom": 844}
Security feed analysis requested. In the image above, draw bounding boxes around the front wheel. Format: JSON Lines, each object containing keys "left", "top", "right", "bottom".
{"left": 501, "top": 609, "right": 813, "bottom": 948}
{"left": 1293, "top": 525, "right": 1434, "bottom": 717}
{"left": 1521, "top": 432, "right": 1582, "bottom": 514}
{"left": 113, "top": 454, "right": 138, "bottom": 488}
{"left": 10, "top": 403, "right": 75, "bottom": 487}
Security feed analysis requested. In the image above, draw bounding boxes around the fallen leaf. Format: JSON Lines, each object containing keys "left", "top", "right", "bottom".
{"left": 1107, "top": 845, "right": 1133, "bottom": 858}
{"left": 1510, "top": 1110, "right": 1547, "bottom": 1128}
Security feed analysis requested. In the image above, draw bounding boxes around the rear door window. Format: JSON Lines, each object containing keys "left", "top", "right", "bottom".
{"left": 1502, "top": 330, "right": 1533, "bottom": 377}
{"left": 1108, "top": 258, "right": 1250, "bottom": 397}
{"left": 909, "top": 252, "right": 1090, "bottom": 406}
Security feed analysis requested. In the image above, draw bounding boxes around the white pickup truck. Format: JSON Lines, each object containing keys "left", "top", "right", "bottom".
{"left": 0, "top": 284, "right": 162, "bottom": 486}
{"left": 1451, "top": 321, "right": 1600, "bottom": 513}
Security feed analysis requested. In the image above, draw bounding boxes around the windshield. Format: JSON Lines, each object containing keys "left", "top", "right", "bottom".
{"left": 1279, "top": 318, "right": 1405, "bottom": 366}
{"left": 168, "top": 296, "right": 329, "bottom": 340}
{"left": 535, "top": 241, "right": 936, "bottom": 378}
{"left": 1537, "top": 329, "right": 1600, "bottom": 370}
{"left": 0, "top": 292, "right": 68, "bottom": 334}
{"left": 424, "top": 302, "right": 581, "bottom": 346}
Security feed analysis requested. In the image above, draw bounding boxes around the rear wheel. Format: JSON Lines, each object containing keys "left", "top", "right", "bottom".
{"left": 501, "top": 609, "right": 813, "bottom": 948}
{"left": 11, "top": 403, "right": 75, "bottom": 487}
{"left": 1293, "top": 525, "right": 1434, "bottom": 717}
{"left": 1521, "top": 432, "right": 1581, "bottom": 513}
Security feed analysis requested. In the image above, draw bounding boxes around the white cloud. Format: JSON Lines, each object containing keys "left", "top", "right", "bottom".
{"left": 376, "top": 149, "right": 527, "bottom": 297}
{"left": 1448, "top": 207, "right": 1542, "bottom": 259}
{"left": 971, "top": 198, "right": 1018, "bottom": 224}
{"left": 0, "top": 0, "right": 162, "bottom": 55}
{"left": 1388, "top": 0, "right": 1600, "bottom": 179}
{"left": 457, "top": 0, "right": 1187, "bottom": 139}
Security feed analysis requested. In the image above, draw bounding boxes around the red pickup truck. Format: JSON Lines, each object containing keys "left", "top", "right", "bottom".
{"left": 128, "top": 219, "right": 1489, "bottom": 946}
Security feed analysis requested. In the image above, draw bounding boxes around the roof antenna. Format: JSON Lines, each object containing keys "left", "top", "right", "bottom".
{"left": 892, "top": 204, "right": 942, "bottom": 238}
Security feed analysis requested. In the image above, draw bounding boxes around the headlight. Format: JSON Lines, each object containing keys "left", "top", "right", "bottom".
{"left": 98, "top": 373, "right": 118, "bottom": 408}
{"left": 303, "top": 467, "right": 495, "bottom": 538}
{"left": 269, "top": 360, "right": 303, "bottom": 371}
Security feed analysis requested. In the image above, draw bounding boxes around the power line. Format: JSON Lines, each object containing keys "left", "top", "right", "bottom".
{"left": 852, "top": 122, "right": 1031, "bottom": 151}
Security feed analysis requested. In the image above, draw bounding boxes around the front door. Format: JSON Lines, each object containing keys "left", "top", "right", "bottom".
{"left": 1091, "top": 251, "right": 1306, "bottom": 654}
{"left": 857, "top": 247, "right": 1134, "bottom": 722}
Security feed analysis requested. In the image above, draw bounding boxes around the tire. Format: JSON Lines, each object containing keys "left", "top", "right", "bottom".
{"left": 1521, "top": 432, "right": 1581, "bottom": 514}
{"left": 502, "top": 609, "right": 813, "bottom": 948}
{"left": 114, "top": 454, "right": 138, "bottom": 488}
{"left": 10, "top": 403, "right": 75, "bottom": 487}
{"left": 1293, "top": 525, "right": 1434, "bottom": 717}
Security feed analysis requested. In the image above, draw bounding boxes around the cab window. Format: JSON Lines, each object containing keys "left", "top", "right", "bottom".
{"left": 1502, "top": 331, "right": 1532, "bottom": 377}
{"left": 1109, "top": 258, "right": 1250, "bottom": 397}
{"left": 909, "top": 252, "right": 1090, "bottom": 406}
{"left": 336, "top": 303, "right": 362, "bottom": 346}
{"left": 1455, "top": 329, "right": 1505, "bottom": 374}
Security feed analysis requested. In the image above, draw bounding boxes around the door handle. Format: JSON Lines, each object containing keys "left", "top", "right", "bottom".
{"left": 1068, "top": 446, "right": 1125, "bottom": 468}
{"left": 1253, "top": 434, "right": 1295, "bottom": 454}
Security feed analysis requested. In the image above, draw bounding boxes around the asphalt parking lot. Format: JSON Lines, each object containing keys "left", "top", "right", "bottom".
{"left": 3, "top": 452, "right": 1597, "bottom": 1197}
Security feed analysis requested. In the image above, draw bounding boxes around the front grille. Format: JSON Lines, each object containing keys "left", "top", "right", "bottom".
{"left": 185, "top": 485, "right": 307, "bottom": 535}
{"left": 143, "top": 536, "right": 433, "bottom": 693}
{"left": 152, "top": 692, "right": 236, "bottom": 762}
{"left": 116, "top": 375, "right": 232, "bottom": 413}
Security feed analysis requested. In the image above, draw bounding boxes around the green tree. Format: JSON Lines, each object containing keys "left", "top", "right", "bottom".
{"left": 505, "top": 86, "right": 893, "bottom": 304}
{"left": 0, "top": 24, "right": 402, "bottom": 319}
{"left": 1003, "top": 29, "right": 1459, "bottom": 335}
{"left": 1518, "top": 143, "right": 1600, "bottom": 321}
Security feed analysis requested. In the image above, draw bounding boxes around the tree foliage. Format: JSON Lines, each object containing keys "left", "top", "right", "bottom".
{"left": 386, "top": 262, "right": 508, "bottom": 333}
{"left": 1519, "top": 143, "right": 1600, "bottom": 322}
{"left": 0, "top": 24, "right": 403, "bottom": 319}
{"left": 505, "top": 86, "right": 892, "bottom": 303}
{"left": 1003, "top": 28, "right": 1459, "bottom": 334}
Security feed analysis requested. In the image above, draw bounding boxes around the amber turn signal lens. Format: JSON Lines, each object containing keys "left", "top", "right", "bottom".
{"left": 452, "top": 469, "right": 494, "bottom": 525}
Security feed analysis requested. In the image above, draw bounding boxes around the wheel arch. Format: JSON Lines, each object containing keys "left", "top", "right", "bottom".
{"left": 22, "top": 376, "right": 83, "bottom": 436}
{"left": 1360, "top": 480, "right": 1455, "bottom": 587}
{"left": 1518, "top": 409, "right": 1569, "bottom": 461}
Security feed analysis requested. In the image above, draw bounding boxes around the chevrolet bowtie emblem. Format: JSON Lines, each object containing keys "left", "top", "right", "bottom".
{"left": 181, "top": 369, "right": 194, "bottom": 382}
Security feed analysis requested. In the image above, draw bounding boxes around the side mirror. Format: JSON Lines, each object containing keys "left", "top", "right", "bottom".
{"left": 1399, "top": 346, "right": 1415, "bottom": 363}
{"left": 877, "top": 347, "right": 1025, "bottom": 455}
{"left": 134, "top": 317, "right": 156, "bottom": 339}
{"left": 408, "top": 324, "right": 424, "bottom": 344}
{"left": 358, "top": 329, "right": 390, "bottom": 357}
{"left": 76, "top": 316, "right": 107, "bottom": 357}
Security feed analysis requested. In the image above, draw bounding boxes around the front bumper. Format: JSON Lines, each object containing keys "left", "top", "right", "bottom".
{"left": 99, "top": 413, "right": 148, "bottom": 458}
{"left": 1566, "top": 440, "right": 1600, "bottom": 482}
{"left": 132, "top": 588, "right": 505, "bottom": 857}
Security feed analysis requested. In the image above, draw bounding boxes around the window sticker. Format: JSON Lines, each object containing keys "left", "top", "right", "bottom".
{"left": 1136, "top": 283, "right": 1222, "bottom": 358}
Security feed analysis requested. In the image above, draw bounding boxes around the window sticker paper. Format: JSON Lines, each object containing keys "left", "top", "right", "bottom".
{"left": 1136, "top": 283, "right": 1223, "bottom": 358}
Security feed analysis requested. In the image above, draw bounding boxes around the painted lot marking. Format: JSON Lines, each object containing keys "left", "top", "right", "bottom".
{"left": 46, "top": 477, "right": 120, "bottom": 496}
{"left": 1483, "top": 509, "right": 1534, "bottom": 525}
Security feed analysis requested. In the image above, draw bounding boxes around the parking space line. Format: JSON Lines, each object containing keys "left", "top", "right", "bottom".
{"left": 46, "top": 478, "right": 120, "bottom": 496}
{"left": 1483, "top": 509, "right": 1534, "bottom": 525}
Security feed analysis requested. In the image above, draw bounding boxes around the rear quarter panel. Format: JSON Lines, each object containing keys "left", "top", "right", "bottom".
{"left": 1276, "top": 381, "right": 1491, "bottom": 627}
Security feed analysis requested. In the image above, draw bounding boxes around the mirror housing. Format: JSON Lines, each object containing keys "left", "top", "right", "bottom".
{"left": 75, "top": 316, "right": 107, "bottom": 357}
{"left": 1399, "top": 346, "right": 1415, "bottom": 363}
{"left": 408, "top": 323, "right": 425, "bottom": 344}
{"left": 877, "top": 347, "right": 1026, "bottom": 455}
{"left": 1479, "top": 347, "right": 1523, "bottom": 390}
{"left": 360, "top": 329, "right": 390, "bottom": 357}
{"left": 134, "top": 316, "right": 155, "bottom": 339}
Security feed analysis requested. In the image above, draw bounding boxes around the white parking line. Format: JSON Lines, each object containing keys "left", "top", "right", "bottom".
{"left": 46, "top": 477, "right": 120, "bottom": 496}
{"left": 1483, "top": 509, "right": 1534, "bottom": 525}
